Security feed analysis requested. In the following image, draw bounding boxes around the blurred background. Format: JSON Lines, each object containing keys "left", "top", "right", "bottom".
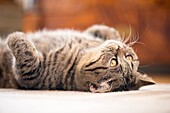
{"left": 0, "top": 0, "right": 170, "bottom": 82}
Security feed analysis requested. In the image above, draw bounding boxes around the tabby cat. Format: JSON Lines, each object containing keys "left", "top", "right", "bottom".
{"left": 0, "top": 25, "right": 155, "bottom": 93}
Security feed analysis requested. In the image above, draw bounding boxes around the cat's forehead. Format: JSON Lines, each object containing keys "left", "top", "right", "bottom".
{"left": 100, "top": 40, "right": 135, "bottom": 54}
{"left": 101, "top": 40, "right": 126, "bottom": 49}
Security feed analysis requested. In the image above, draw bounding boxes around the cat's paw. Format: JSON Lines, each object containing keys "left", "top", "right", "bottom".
{"left": 85, "top": 25, "right": 121, "bottom": 41}
{"left": 7, "top": 32, "right": 35, "bottom": 60}
{"left": 7, "top": 32, "right": 27, "bottom": 50}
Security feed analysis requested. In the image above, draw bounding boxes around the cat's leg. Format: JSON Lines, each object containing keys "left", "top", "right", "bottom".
{"left": 7, "top": 32, "right": 43, "bottom": 89}
{"left": 0, "top": 39, "right": 16, "bottom": 88}
{"left": 84, "top": 25, "right": 121, "bottom": 41}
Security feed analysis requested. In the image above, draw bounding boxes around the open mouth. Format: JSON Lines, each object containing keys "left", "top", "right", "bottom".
{"left": 89, "top": 78, "right": 115, "bottom": 93}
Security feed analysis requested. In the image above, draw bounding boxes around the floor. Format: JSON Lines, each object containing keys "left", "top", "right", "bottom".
{"left": 0, "top": 83, "right": 170, "bottom": 113}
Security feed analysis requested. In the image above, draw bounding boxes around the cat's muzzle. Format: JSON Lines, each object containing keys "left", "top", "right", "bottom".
{"left": 89, "top": 77, "right": 116, "bottom": 93}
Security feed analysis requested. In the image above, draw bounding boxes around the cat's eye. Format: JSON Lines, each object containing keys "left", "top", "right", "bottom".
{"left": 110, "top": 57, "right": 117, "bottom": 67}
{"left": 126, "top": 54, "right": 133, "bottom": 61}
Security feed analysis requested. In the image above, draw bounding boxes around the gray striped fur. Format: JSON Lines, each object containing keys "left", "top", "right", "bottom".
{"left": 0, "top": 25, "right": 155, "bottom": 92}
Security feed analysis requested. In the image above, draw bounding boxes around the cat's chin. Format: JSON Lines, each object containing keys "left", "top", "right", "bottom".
{"left": 89, "top": 78, "right": 115, "bottom": 93}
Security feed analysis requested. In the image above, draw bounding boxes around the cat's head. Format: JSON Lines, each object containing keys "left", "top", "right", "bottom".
{"left": 75, "top": 40, "right": 155, "bottom": 93}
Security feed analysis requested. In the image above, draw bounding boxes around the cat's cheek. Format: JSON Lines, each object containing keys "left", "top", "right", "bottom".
{"left": 75, "top": 72, "right": 99, "bottom": 92}
{"left": 74, "top": 74, "right": 89, "bottom": 91}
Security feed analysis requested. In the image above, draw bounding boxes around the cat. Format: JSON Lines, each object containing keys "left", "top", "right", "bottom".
{"left": 0, "top": 25, "right": 155, "bottom": 93}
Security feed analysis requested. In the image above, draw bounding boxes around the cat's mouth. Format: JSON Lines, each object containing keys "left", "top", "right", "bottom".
{"left": 88, "top": 78, "right": 115, "bottom": 93}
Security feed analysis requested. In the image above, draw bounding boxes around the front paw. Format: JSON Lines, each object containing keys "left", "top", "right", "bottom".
{"left": 7, "top": 32, "right": 34, "bottom": 60}
{"left": 7, "top": 32, "right": 27, "bottom": 51}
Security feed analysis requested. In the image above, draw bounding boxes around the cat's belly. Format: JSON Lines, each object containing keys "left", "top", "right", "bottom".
{"left": 28, "top": 30, "right": 103, "bottom": 54}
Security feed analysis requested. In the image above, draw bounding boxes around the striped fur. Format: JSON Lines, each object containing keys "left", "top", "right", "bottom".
{"left": 0, "top": 25, "right": 155, "bottom": 92}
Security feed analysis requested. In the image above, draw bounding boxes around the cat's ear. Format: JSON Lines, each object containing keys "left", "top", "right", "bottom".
{"left": 135, "top": 72, "right": 156, "bottom": 89}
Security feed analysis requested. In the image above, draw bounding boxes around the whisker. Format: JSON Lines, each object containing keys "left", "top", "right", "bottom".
{"left": 127, "top": 36, "right": 138, "bottom": 46}
{"left": 135, "top": 41, "right": 146, "bottom": 46}
{"left": 128, "top": 25, "right": 132, "bottom": 43}
{"left": 137, "top": 69, "right": 146, "bottom": 74}
{"left": 124, "top": 35, "right": 129, "bottom": 44}
{"left": 139, "top": 65, "right": 151, "bottom": 68}
{"left": 123, "top": 33, "right": 129, "bottom": 44}
{"left": 121, "top": 27, "right": 146, "bottom": 48}
{"left": 127, "top": 31, "right": 140, "bottom": 46}
{"left": 122, "top": 25, "right": 132, "bottom": 44}
{"left": 121, "top": 32, "right": 126, "bottom": 43}
{"left": 139, "top": 61, "right": 154, "bottom": 68}
{"left": 125, "top": 26, "right": 140, "bottom": 46}
{"left": 128, "top": 25, "right": 132, "bottom": 38}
